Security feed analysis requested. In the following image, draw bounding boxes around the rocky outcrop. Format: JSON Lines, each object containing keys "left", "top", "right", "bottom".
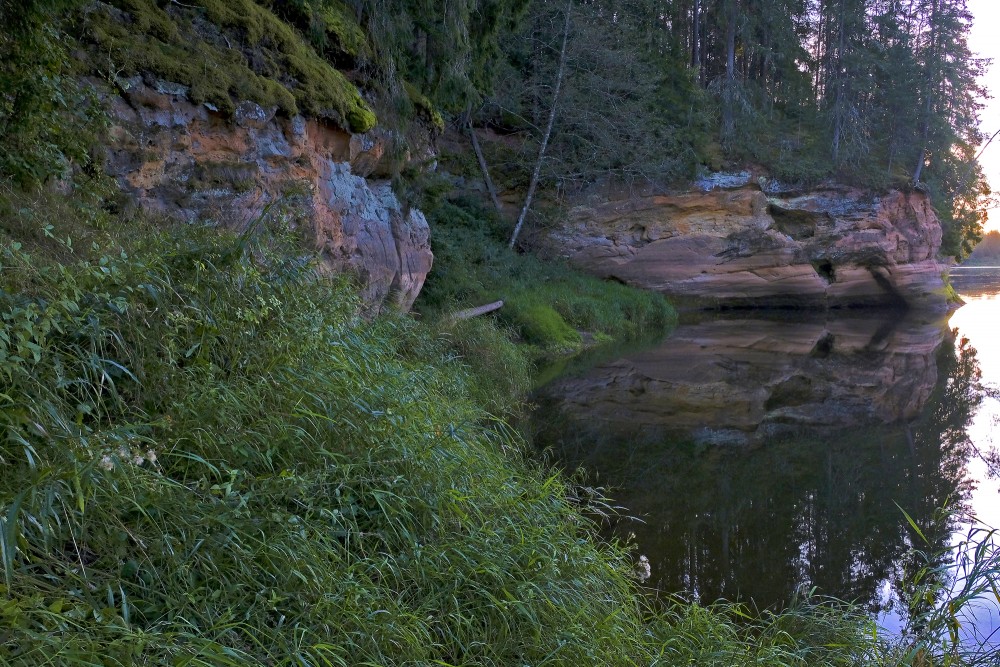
{"left": 539, "top": 181, "right": 950, "bottom": 311}
{"left": 102, "top": 79, "right": 432, "bottom": 311}
{"left": 535, "top": 313, "right": 947, "bottom": 446}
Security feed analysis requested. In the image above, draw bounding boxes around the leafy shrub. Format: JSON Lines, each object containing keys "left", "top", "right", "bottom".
{"left": 0, "top": 0, "right": 104, "bottom": 187}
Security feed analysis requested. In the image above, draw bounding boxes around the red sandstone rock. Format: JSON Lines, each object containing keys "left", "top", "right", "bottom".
{"left": 103, "top": 79, "right": 432, "bottom": 312}
{"left": 538, "top": 182, "right": 950, "bottom": 312}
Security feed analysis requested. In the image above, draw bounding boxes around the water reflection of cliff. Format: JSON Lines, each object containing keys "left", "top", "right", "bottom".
{"left": 539, "top": 313, "right": 948, "bottom": 445}
{"left": 532, "top": 315, "right": 983, "bottom": 613}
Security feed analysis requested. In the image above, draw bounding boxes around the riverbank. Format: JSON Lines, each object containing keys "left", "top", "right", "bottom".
{"left": 0, "top": 204, "right": 922, "bottom": 665}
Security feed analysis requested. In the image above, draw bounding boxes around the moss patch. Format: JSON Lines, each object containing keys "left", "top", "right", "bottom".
{"left": 260, "top": 0, "right": 370, "bottom": 60}
{"left": 404, "top": 80, "right": 445, "bottom": 132}
{"left": 506, "top": 299, "right": 582, "bottom": 349}
{"left": 313, "top": 2, "right": 368, "bottom": 57}
{"left": 82, "top": 0, "right": 376, "bottom": 132}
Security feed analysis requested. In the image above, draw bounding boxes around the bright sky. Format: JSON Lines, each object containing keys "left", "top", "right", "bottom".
{"left": 968, "top": 0, "right": 1000, "bottom": 231}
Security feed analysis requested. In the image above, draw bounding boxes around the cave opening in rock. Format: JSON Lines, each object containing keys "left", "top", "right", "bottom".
{"left": 813, "top": 260, "right": 836, "bottom": 284}
{"left": 811, "top": 332, "right": 835, "bottom": 358}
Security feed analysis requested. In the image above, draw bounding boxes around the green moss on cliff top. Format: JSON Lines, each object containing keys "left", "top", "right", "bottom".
{"left": 83, "top": 0, "right": 376, "bottom": 132}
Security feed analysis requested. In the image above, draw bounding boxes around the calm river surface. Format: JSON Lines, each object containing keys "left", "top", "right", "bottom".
{"left": 533, "top": 267, "right": 1000, "bottom": 641}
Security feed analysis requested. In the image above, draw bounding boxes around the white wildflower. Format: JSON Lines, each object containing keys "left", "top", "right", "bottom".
{"left": 145, "top": 449, "right": 157, "bottom": 465}
{"left": 99, "top": 455, "right": 114, "bottom": 471}
{"left": 634, "top": 555, "right": 651, "bottom": 583}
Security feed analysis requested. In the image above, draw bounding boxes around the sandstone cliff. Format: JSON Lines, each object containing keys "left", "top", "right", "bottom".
{"left": 537, "top": 176, "right": 950, "bottom": 312}
{"left": 102, "top": 79, "right": 432, "bottom": 312}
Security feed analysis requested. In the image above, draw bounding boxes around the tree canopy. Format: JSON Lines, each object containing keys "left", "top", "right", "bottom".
{"left": 470, "top": 0, "right": 991, "bottom": 258}
{"left": 0, "top": 0, "right": 991, "bottom": 257}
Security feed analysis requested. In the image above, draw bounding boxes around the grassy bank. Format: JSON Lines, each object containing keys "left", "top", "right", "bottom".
{"left": 415, "top": 195, "right": 676, "bottom": 356}
{"left": 0, "top": 208, "right": 918, "bottom": 665}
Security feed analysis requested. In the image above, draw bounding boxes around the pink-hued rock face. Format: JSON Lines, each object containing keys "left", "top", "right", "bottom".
{"left": 538, "top": 182, "right": 949, "bottom": 312}
{"left": 103, "top": 79, "right": 432, "bottom": 312}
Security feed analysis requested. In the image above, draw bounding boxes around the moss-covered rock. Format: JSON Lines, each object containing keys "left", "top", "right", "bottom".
{"left": 403, "top": 81, "right": 445, "bottom": 132}
{"left": 82, "top": 0, "right": 376, "bottom": 132}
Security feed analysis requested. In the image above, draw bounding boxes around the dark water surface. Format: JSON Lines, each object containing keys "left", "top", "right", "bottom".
{"left": 532, "top": 271, "right": 1000, "bottom": 640}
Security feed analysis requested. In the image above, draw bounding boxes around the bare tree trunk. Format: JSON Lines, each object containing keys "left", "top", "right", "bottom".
{"left": 692, "top": 0, "right": 701, "bottom": 70}
{"left": 913, "top": 0, "right": 939, "bottom": 183}
{"left": 465, "top": 109, "right": 502, "bottom": 214}
{"left": 447, "top": 300, "right": 505, "bottom": 322}
{"left": 508, "top": 0, "right": 572, "bottom": 250}
{"left": 721, "top": 0, "right": 737, "bottom": 142}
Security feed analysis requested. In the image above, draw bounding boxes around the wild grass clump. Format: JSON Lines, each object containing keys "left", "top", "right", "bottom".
{"left": 650, "top": 594, "right": 906, "bottom": 666}
{"left": 1, "top": 216, "right": 660, "bottom": 665}
{"left": 416, "top": 197, "right": 677, "bottom": 360}
{"left": 429, "top": 316, "right": 531, "bottom": 417}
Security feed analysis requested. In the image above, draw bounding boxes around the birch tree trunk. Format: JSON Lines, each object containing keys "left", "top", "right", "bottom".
{"left": 508, "top": 0, "right": 572, "bottom": 250}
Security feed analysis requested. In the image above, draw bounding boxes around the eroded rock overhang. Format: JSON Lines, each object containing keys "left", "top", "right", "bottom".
{"left": 539, "top": 179, "right": 950, "bottom": 313}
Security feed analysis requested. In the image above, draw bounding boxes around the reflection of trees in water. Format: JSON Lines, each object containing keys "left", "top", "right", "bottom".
{"left": 531, "top": 332, "right": 984, "bottom": 614}
{"left": 896, "top": 334, "right": 985, "bottom": 632}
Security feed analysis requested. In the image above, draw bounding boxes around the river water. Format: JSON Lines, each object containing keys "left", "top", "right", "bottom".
{"left": 532, "top": 267, "right": 1000, "bottom": 643}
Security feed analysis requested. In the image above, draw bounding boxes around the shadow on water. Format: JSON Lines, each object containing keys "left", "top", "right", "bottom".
{"left": 530, "top": 310, "right": 985, "bottom": 617}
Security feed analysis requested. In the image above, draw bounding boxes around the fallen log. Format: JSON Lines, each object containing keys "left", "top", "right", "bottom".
{"left": 448, "top": 300, "right": 504, "bottom": 321}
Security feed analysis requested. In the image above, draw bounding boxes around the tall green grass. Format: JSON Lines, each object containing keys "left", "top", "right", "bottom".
{"left": 2, "top": 222, "right": 657, "bottom": 663}
{"left": 2, "top": 212, "right": 987, "bottom": 665}
{"left": 416, "top": 197, "right": 677, "bottom": 359}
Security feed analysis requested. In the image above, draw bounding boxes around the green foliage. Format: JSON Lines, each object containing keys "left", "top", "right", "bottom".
{"left": 0, "top": 0, "right": 104, "bottom": 188}
{"left": 357, "top": 0, "right": 530, "bottom": 111}
{"left": 415, "top": 196, "right": 677, "bottom": 359}
{"left": 486, "top": 0, "right": 704, "bottom": 191}
{"left": 82, "top": 0, "right": 376, "bottom": 131}
{"left": 506, "top": 299, "right": 581, "bottom": 349}
{"left": 962, "top": 230, "right": 1000, "bottom": 266}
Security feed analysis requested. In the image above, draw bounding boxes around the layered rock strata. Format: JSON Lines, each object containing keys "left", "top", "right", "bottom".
{"left": 540, "top": 182, "right": 949, "bottom": 311}
{"left": 102, "top": 79, "right": 432, "bottom": 311}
